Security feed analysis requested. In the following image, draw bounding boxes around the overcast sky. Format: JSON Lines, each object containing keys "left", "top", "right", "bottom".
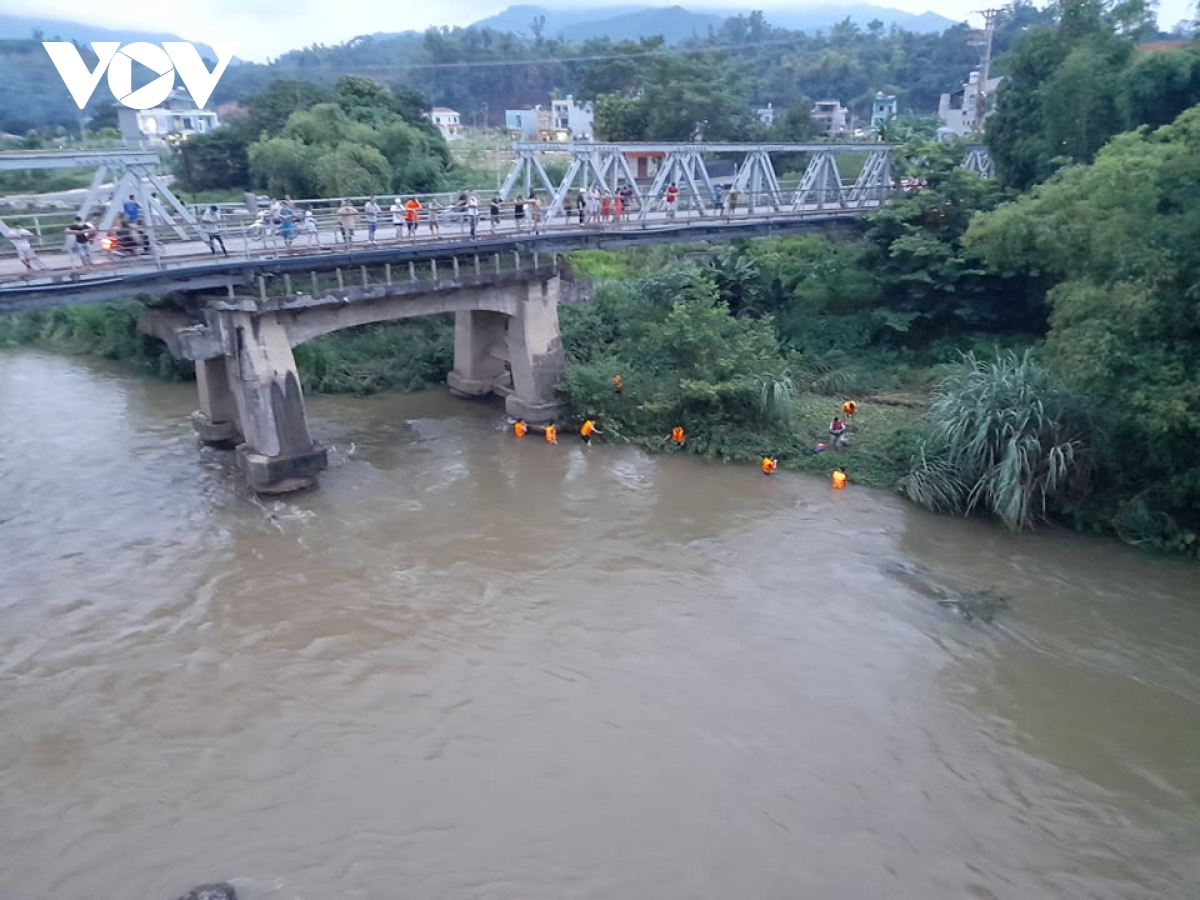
{"left": 7, "top": 0, "right": 1195, "bottom": 62}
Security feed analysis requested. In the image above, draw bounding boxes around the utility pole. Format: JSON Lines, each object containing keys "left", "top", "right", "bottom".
{"left": 972, "top": 8, "right": 1000, "bottom": 133}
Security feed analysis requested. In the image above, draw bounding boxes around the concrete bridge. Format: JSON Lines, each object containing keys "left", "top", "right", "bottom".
{"left": 138, "top": 251, "right": 588, "bottom": 494}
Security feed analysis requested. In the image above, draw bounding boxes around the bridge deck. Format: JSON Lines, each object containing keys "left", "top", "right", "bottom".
{"left": 0, "top": 209, "right": 865, "bottom": 312}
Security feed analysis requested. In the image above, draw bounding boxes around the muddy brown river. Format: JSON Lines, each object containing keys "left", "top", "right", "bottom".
{"left": 1, "top": 350, "right": 1198, "bottom": 900}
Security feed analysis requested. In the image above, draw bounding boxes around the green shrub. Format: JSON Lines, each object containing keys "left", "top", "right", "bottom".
{"left": 899, "top": 349, "right": 1096, "bottom": 531}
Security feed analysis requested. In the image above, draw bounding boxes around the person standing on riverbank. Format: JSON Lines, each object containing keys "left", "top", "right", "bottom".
{"left": 671, "top": 426, "right": 685, "bottom": 446}
{"left": 830, "top": 416, "right": 847, "bottom": 449}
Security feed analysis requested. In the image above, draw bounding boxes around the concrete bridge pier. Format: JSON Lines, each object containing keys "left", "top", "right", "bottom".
{"left": 447, "top": 276, "right": 567, "bottom": 422}
{"left": 217, "top": 310, "right": 328, "bottom": 494}
{"left": 504, "top": 276, "right": 567, "bottom": 422}
{"left": 447, "top": 310, "right": 509, "bottom": 399}
{"left": 191, "top": 357, "right": 241, "bottom": 446}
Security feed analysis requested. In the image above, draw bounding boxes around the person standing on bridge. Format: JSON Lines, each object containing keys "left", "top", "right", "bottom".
{"left": 390, "top": 197, "right": 404, "bottom": 241}
{"left": 665, "top": 182, "right": 679, "bottom": 220}
{"left": 64, "top": 216, "right": 96, "bottom": 269}
{"left": 302, "top": 209, "right": 321, "bottom": 247}
{"left": 336, "top": 200, "right": 357, "bottom": 246}
{"left": 122, "top": 194, "right": 141, "bottom": 225}
{"left": 427, "top": 197, "right": 442, "bottom": 237}
{"left": 4, "top": 225, "right": 47, "bottom": 273}
{"left": 490, "top": 196, "right": 502, "bottom": 233}
{"left": 466, "top": 191, "right": 479, "bottom": 239}
{"left": 576, "top": 192, "right": 586, "bottom": 226}
{"left": 278, "top": 201, "right": 297, "bottom": 248}
{"left": 513, "top": 195, "right": 526, "bottom": 233}
{"left": 364, "top": 196, "right": 381, "bottom": 245}
{"left": 530, "top": 195, "right": 543, "bottom": 235}
{"left": 714, "top": 184, "right": 724, "bottom": 212}
{"left": 726, "top": 187, "right": 739, "bottom": 218}
{"left": 200, "top": 205, "right": 228, "bottom": 257}
{"left": 404, "top": 196, "right": 422, "bottom": 239}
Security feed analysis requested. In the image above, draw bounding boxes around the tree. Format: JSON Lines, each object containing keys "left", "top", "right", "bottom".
{"left": 861, "top": 139, "right": 1033, "bottom": 343}
{"left": 965, "top": 104, "right": 1200, "bottom": 532}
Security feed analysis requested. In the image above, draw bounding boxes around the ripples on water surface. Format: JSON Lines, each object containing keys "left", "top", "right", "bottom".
{"left": 1, "top": 351, "right": 1198, "bottom": 900}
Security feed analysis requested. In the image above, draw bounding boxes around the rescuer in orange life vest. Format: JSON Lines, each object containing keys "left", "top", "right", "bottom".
{"left": 612, "top": 374, "right": 623, "bottom": 394}
{"left": 842, "top": 400, "right": 857, "bottom": 420}
{"left": 671, "top": 426, "right": 685, "bottom": 446}
{"left": 580, "top": 418, "right": 603, "bottom": 445}
{"left": 762, "top": 456, "right": 778, "bottom": 475}
{"left": 544, "top": 423, "right": 558, "bottom": 444}
{"left": 513, "top": 419, "right": 527, "bottom": 438}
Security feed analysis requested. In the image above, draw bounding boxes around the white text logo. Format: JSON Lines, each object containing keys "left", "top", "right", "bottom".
{"left": 43, "top": 42, "right": 237, "bottom": 110}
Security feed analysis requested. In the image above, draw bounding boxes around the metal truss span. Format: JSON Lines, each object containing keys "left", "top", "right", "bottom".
{"left": 0, "top": 149, "right": 205, "bottom": 241}
{"left": 499, "top": 141, "right": 993, "bottom": 220}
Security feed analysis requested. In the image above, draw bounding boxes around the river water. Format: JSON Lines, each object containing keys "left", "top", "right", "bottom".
{"left": 1, "top": 349, "right": 1198, "bottom": 900}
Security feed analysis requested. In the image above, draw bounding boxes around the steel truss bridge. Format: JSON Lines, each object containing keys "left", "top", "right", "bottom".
{"left": 0, "top": 142, "right": 993, "bottom": 241}
{"left": 499, "top": 141, "right": 994, "bottom": 220}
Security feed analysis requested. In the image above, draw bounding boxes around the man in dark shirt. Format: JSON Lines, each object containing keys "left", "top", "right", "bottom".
{"left": 64, "top": 216, "right": 95, "bottom": 268}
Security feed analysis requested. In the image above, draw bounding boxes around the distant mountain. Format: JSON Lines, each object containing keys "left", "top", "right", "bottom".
{"left": 466, "top": 4, "right": 958, "bottom": 41}
{"left": 0, "top": 13, "right": 233, "bottom": 63}
{"left": 471, "top": 4, "right": 725, "bottom": 42}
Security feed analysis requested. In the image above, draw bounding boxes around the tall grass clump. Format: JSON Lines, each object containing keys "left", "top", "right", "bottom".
{"left": 899, "top": 350, "right": 1095, "bottom": 531}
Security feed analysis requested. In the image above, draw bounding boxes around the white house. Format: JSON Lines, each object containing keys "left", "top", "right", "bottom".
{"left": 755, "top": 103, "right": 777, "bottom": 126}
{"left": 550, "top": 95, "right": 594, "bottom": 141}
{"left": 429, "top": 107, "right": 463, "bottom": 141}
{"left": 117, "top": 88, "right": 220, "bottom": 148}
{"left": 938, "top": 71, "right": 1004, "bottom": 137}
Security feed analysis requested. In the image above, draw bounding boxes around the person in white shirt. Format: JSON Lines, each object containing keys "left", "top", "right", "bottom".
{"left": 364, "top": 196, "right": 381, "bottom": 245}
{"left": 466, "top": 191, "right": 479, "bottom": 239}
{"left": 390, "top": 198, "right": 404, "bottom": 242}
{"left": 302, "top": 209, "right": 320, "bottom": 246}
{"left": 4, "top": 225, "right": 46, "bottom": 272}
{"left": 199, "top": 205, "right": 228, "bottom": 256}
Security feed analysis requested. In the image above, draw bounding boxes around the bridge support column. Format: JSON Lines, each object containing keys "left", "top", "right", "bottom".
{"left": 504, "top": 277, "right": 566, "bottom": 422}
{"left": 447, "top": 310, "right": 509, "bottom": 398}
{"left": 220, "top": 311, "right": 327, "bottom": 494}
{"left": 191, "top": 357, "right": 241, "bottom": 446}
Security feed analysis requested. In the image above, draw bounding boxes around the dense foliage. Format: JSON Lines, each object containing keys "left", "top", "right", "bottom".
{"left": 987, "top": 0, "right": 1200, "bottom": 188}
{"left": 177, "top": 77, "right": 452, "bottom": 197}
{"left": 966, "top": 104, "right": 1200, "bottom": 540}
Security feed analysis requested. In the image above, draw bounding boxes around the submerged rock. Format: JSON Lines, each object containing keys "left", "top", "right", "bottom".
{"left": 176, "top": 885, "right": 237, "bottom": 900}
{"left": 880, "top": 561, "right": 1009, "bottom": 623}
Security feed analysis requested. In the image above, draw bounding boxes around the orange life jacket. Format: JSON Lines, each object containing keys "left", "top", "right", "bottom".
{"left": 581, "top": 420, "right": 595, "bottom": 437}
{"left": 514, "top": 421, "right": 527, "bottom": 437}
{"left": 672, "top": 427, "right": 684, "bottom": 444}
{"left": 832, "top": 470, "right": 847, "bottom": 489}
{"left": 405, "top": 200, "right": 420, "bottom": 221}
{"left": 545, "top": 426, "right": 557, "bottom": 443}
{"left": 762, "top": 457, "right": 776, "bottom": 474}
{"left": 842, "top": 401, "right": 857, "bottom": 416}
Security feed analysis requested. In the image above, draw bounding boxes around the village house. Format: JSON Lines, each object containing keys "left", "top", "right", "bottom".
{"left": 429, "top": 107, "right": 463, "bottom": 141}
{"left": 117, "top": 88, "right": 220, "bottom": 149}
